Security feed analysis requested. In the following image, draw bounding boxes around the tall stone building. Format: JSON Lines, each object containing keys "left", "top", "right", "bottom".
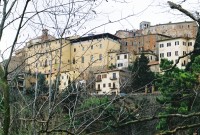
{"left": 120, "top": 34, "right": 170, "bottom": 54}
{"left": 22, "top": 31, "right": 121, "bottom": 91}
{"left": 142, "top": 21, "right": 198, "bottom": 38}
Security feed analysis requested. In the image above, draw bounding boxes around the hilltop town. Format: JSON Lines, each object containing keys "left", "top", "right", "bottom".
{"left": 4, "top": 20, "right": 198, "bottom": 95}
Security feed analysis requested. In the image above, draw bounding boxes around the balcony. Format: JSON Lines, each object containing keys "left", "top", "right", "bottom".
{"left": 96, "top": 88, "right": 102, "bottom": 91}
{"left": 110, "top": 87, "right": 117, "bottom": 90}
{"left": 110, "top": 77, "right": 117, "bottom": 80}
{"left": 96, "top": 78, "right": 102, "bottom": 82}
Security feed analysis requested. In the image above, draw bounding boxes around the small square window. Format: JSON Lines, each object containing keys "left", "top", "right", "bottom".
{"left": 124, "top": 55, "right": 127, "bottom": 59}
{"left": 99, "top": 54, "right": 102, "bottom": 61}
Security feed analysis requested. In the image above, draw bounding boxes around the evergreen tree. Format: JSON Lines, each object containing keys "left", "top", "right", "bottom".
{"left": 129, "top": 53, "right": 154, "bottom": 92}
{"left": 156, "top": 58, "right": 200, "bottom": 133}
{"left": 186, "top": 27, "right": 200, "bottom": 71}
{"left": 37, "top": 73, "right": 48, "bottom": 95}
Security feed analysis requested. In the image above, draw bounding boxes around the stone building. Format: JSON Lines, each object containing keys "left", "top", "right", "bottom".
{"left": 142, "top": 21, "right": 198, "bottom": 38}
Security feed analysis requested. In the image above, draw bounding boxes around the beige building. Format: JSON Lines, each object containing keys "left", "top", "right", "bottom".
{"left": 95, "top": 69, "right": 130, "bottom": 95}
{"left": 158, "top": 37, "right": 195, "bottom": 69}
{"left": 142, "top": 21, "right": 198, "bottom": 38}
{"left": 70, "top": 33, "right": 121, "bottom": 74}
{"left": 24, "top": 31, "right": 121, "bottom": 90}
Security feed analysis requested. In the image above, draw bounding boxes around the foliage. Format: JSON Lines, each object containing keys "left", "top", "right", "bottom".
{"left": 128, "top": 53, "right": 155, "bottom": 92}
{"left": 156, "top": 58, "right": 200, "bottom": 133}
{"left": 37, "top": 73, "right": 48, "bottom": 94}
{"left": 186, "top": 27, "right": 200, "bottom": 71}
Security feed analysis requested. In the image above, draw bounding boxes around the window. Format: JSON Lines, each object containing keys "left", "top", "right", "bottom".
{"left": 62, "top": 76, "right": 64, "bottom": 79}
{"left": 103, "top": 83, "right": 106, "bottom": 88}
{"left": 91, "top": 45, "right": 93, "bottom": 50}
{"left": 160, "top": 44, "right": 164, "bottom": 48}
{"left": 64, "top": 82, "right": 66, "bottom": 86}
{"left": 124, "top": 54, "right": 127, "bottom": 59}
{"left": 167, "top": 52, "right": 171, "bottom": 57}
{"left": 183, "top": 51, "right": 186, "bottom": 55}
{"left": 113, "top": 82, "right": 116, "bottom": 88}
{"left": 99, "top": 54, "right": 102, "bottom": 61}
{"left": 102, "top": 74, "right": 107, "bottom": 78}
{"left": 35, "top": 63, "right": 38, "bottom": 67}
{"left": 91, "top": 55, "right": 94, "bottom": 61}
{"left": 175, "top": 41, "right": 179, "bottom": 45}
{"left": 97, "top": 75, "right": 101, "bottom": 80}
{"left": 113, "top": 73, "right": 116, "bottom": 79}
{"left": 44, "top": 59, "right": 48, "bottom": 67}
{"left": 73, "top": 58, "right": 75, "bottom": 64}
{"left": 98, "top": 84, "right": 100, "bottom": 89}
{"left": 188, "top": 42, "right": 192, "bottom": 46}
{"left": 118, "top": 63, "right": 123, "bottom": 67}
{"left": 108, "top": 83, "right": 111, "bottom": 87}
{"left": 117, "top": 56, "right": 120, "bottom": 60}
{"left": 82, "top": 47, "right": 84, "bottom": 51}
{"left": 167, "top": 42, "right": 171, "bottom": 47}
{"left": 175, "top": 51, "right": 179, "bottom": 56}
{"left": 182, "top": 60, "right": 186, "bottom": 66}
{"left": 74, "top": 48, "right": 76, "bottom": 52}
{"left": 125, "top": 42, "right": 127, "bottom": 46}
{"left": 183, "top": 42, "right": 186, "bottom": 46}
{"left": 160, "top": 53, "right": 164, "bottom": 58}
{"left": 81, "top": 56, "right": 84, "bottom": 63}
{"left": 99, "top": 44, "right": 102, "bottom": 48}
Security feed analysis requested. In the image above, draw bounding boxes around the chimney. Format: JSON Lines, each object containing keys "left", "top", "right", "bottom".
{"left": 42, "top": 29, "right": 48, "bottom": 36}
{"left": 42, "top": 29, "right": 48, "bottom": 41}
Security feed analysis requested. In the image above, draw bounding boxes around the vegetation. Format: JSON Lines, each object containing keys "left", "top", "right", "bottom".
{"left": 2, "top": 0, "right": 200, "bottom": 135}
{"left": 128, "top": 53, "right": 155, "bottom": 92}
{"left": 156, "top": 58, "right": 198, "bottom": 133}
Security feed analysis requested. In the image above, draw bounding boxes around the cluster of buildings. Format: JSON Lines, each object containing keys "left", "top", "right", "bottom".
{"left": 4, "top": 20, "right": 198, "bottom": 95}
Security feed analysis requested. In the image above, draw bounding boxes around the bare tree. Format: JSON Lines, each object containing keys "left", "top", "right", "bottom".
{"left": 0, "top": 0, "right": 146, "bottom": 135}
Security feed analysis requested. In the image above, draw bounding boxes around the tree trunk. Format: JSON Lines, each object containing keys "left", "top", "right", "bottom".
{"left": 2, "top": 77, "right": 10, "bottom": 135}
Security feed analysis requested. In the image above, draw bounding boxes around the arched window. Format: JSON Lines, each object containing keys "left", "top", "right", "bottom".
{"left": 82, "top": 56, "right": 84, "bottom": 63}
{"left": 44, "top": 59, "right": 48, "bottom": 67}
{"left": 73, "top": 58, "right": 75, "bottom": 64}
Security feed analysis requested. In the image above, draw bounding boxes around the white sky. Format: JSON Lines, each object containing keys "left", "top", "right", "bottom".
{"left": 0, "top": 0, "right": 199, "bottom": 60}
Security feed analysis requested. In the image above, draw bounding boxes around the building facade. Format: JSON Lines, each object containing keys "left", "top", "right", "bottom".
{"left": 158, "top": 37, "right": 195, "bottom": 69}
{"left": 24, "top": 31, "right": 121, "bottom": 91}
{"left": 142, "top": 21, "right": 198, "bottom": 38}
{"left": 116, "top": 52, "right": 129, "bottom": 69}
{"left": 70, "top": 33, "right": 121, "bottom": 73}
{"left": 95, "top": 70, "right": 130, "bottom": 95}
{"left": 120, "top": 34, "right": 170, "bottom": 55}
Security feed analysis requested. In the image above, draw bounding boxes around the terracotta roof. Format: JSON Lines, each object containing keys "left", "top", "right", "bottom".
{"left": 148, "top": 61, "right": 159, "bottom": 66}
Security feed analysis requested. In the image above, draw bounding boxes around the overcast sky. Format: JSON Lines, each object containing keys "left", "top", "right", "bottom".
{"left": 89, "top": 0, "right": 199, "bottom": 34}
{"left": 0, "top": 0, "right": 199, "bottom": 60}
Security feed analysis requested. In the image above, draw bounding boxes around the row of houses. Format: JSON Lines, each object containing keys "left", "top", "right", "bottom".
{"left": 5, "top": 20, "right": 198, "bottom": 95}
